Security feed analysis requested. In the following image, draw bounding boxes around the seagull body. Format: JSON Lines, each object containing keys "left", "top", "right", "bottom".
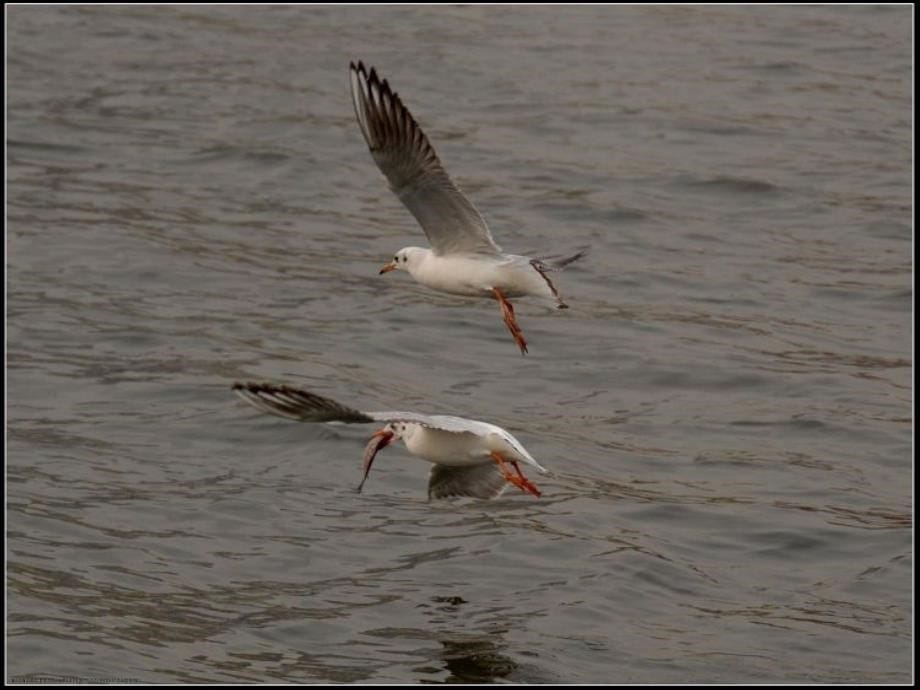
{"left": 233, "top": 382, "right": 547, "bottom": 499}
{"left": 350, "top": 60, "right": 584, "bottom": 354}
{"left": 393, "top": 249, "right": 557, "bottom": 301}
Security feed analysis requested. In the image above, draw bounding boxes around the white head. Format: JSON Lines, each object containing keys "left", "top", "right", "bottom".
{"left": 379, "top": 247, "right": 428, "bottom": 275}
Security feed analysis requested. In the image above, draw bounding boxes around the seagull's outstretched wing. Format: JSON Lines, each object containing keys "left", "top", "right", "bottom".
{"left": 349, "top": 60, "right": 502, "bottom": 256}
{"left": 428, "top": 464, "right": 509, "bottom": 500}
{"left": 233, "top": 383, "right": 480, "bottom": 431}
{"left": 232, "top": 382, "right": 374, "bottom": 423}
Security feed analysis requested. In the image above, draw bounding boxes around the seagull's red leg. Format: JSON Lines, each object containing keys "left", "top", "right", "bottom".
{"left": 491, "top": 288, "right": 528, "bottom": 355}
{"left": 491, "top": 451, "right": 541, "bottom": 497}
{"left": 510, "top": 460, "right": 542, "bottom": 497}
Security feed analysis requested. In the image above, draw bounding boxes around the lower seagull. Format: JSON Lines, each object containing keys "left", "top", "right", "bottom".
{"left": 233, "top": 382, "right": 548, "bottom": 499}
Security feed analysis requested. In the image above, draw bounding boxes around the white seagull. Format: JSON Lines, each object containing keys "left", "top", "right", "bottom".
{"left": 349, "top": 60, "right": 585, "bottom": 355}
{"left": 233, "top": 382, "right": 547, "bottom": 499}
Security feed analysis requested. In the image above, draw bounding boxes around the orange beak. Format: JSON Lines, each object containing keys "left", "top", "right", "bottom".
{"left": 357, "top": 428, "right": 395, "bottom": 493}
{"left": 379, "top": 261, "right": 397, "bottom": 274}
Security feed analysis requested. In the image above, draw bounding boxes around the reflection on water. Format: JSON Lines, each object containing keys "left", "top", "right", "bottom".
{"left": 421, "top": 596, "right": 519, "bottom": 683}
{"left": 368, "top": 627, "right": 519, "bottom": 684}
{"left": 434, "top": 636, "right": 518, "bottom": 683}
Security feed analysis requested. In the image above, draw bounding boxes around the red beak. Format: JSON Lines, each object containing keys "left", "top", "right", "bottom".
{"left": 357, "top": 428, "right": 395, "bottom": 493}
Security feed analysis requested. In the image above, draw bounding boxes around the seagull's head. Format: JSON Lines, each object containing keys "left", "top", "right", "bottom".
{"left": 379, "top": 247, "right": 427, "bottom": 275}
{"left": 380, "top": 422, "right": 407, "bottom": 442}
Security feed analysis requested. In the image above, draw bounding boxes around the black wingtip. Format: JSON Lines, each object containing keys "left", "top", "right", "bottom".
{"left": 359, "top": 63, "right": 395, "bottom": 101}
{"left": 232, "top": 381, "right": 280, "bottom": 394}
{"left": 350, "top": 61, "right": 371, "bottom": 85}
{"left": 234, "top": 381, "right": 264, "bottom": 392}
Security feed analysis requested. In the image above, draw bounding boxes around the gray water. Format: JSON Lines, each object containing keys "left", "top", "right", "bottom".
{"left": 6, "top": 5, "right": 913, "bottom": 684}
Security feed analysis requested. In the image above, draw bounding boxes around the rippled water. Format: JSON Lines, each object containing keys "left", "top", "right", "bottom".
{"left": 7, "top": 5, "right": 913, "bottom": 684}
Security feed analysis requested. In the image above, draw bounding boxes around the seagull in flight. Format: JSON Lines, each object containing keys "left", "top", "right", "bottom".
{"left": 233, "top": 382, "right": 548, "bottom": 499}
{"left": 349, "top": 60, "right": 585, "bottom": 354}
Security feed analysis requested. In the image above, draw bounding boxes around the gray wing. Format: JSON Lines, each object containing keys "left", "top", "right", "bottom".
{"left": 364, "top": 411, "right": 495, "bottom": 435}
{"left": 232, "top": 382, "right": 374, "bottom": 423}
{"left": 349, "top": 61, "right": 502, "bottom": 256}
{"left": 428, "top": 463, "right": 509, "bottom": 500}
{"left": 232, "top": 383, "right": 491, "bottom": 433}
